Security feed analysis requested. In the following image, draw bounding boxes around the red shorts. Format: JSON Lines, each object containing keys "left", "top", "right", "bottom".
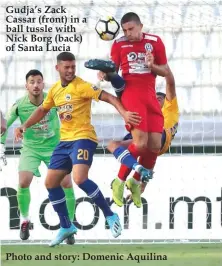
{"left": 121, "top": 92, "right": 164, "bottom": 133}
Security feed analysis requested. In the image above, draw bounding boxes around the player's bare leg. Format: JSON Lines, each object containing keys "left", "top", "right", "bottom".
{"left": 18, "top": 171, "right": 33, "bottom": 240}
{"left": 147, "top": 132, "right": 162, "bottom": 153}
{"left": 61, "top": 174, "right": 75, "bottom": 245}
{"left": 73, "top": 164, "right": 122, "bottom": 238}
{"left": 45, "top": 169, "right": 77, "bottom": 247}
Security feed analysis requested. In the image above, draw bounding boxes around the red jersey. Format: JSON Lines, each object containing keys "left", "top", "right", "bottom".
{"left": 110, "top": 33, "right": 167, "bottom": 97}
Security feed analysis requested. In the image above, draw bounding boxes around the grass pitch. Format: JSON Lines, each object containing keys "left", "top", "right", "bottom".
{"left": 1, "top": 244, "right": 222, "bottom": 266}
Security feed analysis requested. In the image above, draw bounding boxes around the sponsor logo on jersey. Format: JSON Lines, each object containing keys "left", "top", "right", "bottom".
{"left": 65, "top": 94, "right": 71, "bottom": 101}
{"left": 127, "top": 52, "right": 137, "bottom": 61}
{"left": 144, "top": 35, "right": 157, "bottom": 42}
{"left": 58, "top": 104, "right": 73, "bottom": 112}
{"left": 121, "top": 45, "right": 133, "bottom": 48}
{"left": 59, "top": 113, "right": 72, "bottom": 121}
{"left": 145, "top": 43, "right": 153, "bottom": 52}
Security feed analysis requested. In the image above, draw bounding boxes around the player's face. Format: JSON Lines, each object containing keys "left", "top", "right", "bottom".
{"left": 121, "top": 21, "right": 143, "bottom": 41}
{"left": 26, "top": 75, "right": 44, "bottom": 97}
{"left": 157, "top": 95, "right": 165, "bottom": 108}
{"left": 56, "top": 60, "right": 76, "bottom": 83}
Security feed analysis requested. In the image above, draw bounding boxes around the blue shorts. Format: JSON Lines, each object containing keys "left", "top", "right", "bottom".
{"left": 123, "top": 132, "right": 166, "bottom": 149}
{"left": 48, "top": 139, "right": 97, "bottom": 173}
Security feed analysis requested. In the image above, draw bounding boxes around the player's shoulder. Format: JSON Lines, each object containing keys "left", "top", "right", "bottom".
{"left": 13, "top": 95, "right": 28, "bottom": 107}
{"left": 49, "top": 80, "right": 61, "bottom": 92}
{"left": 112, "top": 36, "right": 128, "bottom": 48}
{"left": 143, "top": 33, "right": 163, "bottom": 43}
{"left": 163, "top": 96, "right": 179, "bottom": 112}
{"left": 74, "top": 76, "right": 88, "bottom": 85}
{"left": 74, "top": 76, "right": 91, "bottom": 93}
{"left": 115, "top": 35, "right": 128, "bottom": 43}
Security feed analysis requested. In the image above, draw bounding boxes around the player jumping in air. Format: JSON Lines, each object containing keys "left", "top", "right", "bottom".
{"left": 86, "top": 59, "right": 178, "bottom": 207}
{"left": 1, "top": 70, "right": 76, "bottom": 244}
{"left": 85, "top": 12, "right": 170, "bottom": 190}
{"left": 14, "top": 52, "right": 152, "bottom": 247}
{"left": 110, "top": 66, "right": 179, "bottom": 207}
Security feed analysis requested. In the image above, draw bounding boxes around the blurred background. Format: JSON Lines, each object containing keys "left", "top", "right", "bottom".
{"left": 1, "top": 0, "right": 222, "bottom": 153}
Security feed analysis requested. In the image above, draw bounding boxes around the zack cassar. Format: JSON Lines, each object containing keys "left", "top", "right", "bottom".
{"left": 82, "top": 253, "right": 167, "bottom": 263}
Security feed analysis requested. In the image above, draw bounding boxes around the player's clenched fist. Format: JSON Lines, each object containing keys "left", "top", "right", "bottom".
{"left": 145, "top": 51, "right": 154, "bottom": 69}
{"left": 123, "top": 111, "right": 141, "bottom": 126}
{"left": 14, "top": 126, "right": 26, "bottom": 142}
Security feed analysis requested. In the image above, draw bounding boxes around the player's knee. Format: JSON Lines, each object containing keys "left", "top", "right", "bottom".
{"left": 45, "top": 175, "right": 59, "bottom": 188}
{"left": 107, "top": 140, "right": 121, "bottom": 153}
{"left": 148, "top": 142, "right": 162, "bottom": 151}
{"left": 19, "top": 182, "right": 30, "bottom": 188}
{"left": 60, "top": 174, "right": 72, "bottom": 188}
{"left": 72, "top": 164, "right": 89, "bottom": 185}
{"left": 133, "top": 141, "right": 148, "bottom": 153}
{"left": 74, "top": 176, "right": 87, "bottom": 185}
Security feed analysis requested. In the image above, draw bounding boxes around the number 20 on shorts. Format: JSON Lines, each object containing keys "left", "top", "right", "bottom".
{"left": 77, "top": 149, "right": 89, "bottom": 160}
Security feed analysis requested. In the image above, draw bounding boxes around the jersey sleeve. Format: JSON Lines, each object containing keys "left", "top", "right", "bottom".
{"left": 155, "top": 37, "right": 167, "bottom": 65}
{"left": 164, "top": 97, "right": 179, "bottom": 113}
{"left": 162, "top": 97, "right": 179, "bottom": 129}
{"left": 42, "top": 88, "right": 55, "bottom": 110}
{"left": 1, "top": 102, "right": 19, "bottom": 144}
{"left": 110, "top": 41, "right": 121, "bottom": 70}
{"left": 77, "top": 82, "right": 102, "bottom": 102}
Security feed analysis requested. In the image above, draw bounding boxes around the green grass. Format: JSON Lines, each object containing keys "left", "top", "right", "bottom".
{"left": 1, "top": 244, "right": 222, "bottom": 266}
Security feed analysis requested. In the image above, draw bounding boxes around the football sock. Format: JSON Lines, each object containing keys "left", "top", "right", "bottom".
{"left": 133, "top": 150, "right": 157, "bottom": 181}
{"left": 113, "top": 146, "right": 139, "bottom": 169}
{"left": 17, "top": 187, "right": 30, "bottom": 220}
{"left": 128, "top": 143, "right": 141, "bottom": 159}
{"left": 63, "top": 187, "right": 76, "bottom": 222}
{"left": 107, "top": 73, "right": 125, "bottom": 98}
{"left": 118, "top": 164, "right": 131, "bottom": 182}
{"left": 47, "top": 186, "right": 71, "bottom": 228}
{"left": 78, "top": 179, "right": 113, "bottom": 217}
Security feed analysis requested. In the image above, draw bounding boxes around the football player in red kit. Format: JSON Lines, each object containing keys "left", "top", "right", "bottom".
{"left": 109, "top": 12, "right": 169, "bottom": 192}
{"left": 85, "top": 12, "right": 169, "bottom": 193}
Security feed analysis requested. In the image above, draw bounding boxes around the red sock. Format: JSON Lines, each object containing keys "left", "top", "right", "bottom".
{"left": 117, "top": 143, "right": 141, "bottom": 181}
{"left": 133, "top": 150, "right": 158, "bottom": 181}
{"left": 140, "top": 150, "right": 158, "bottom": 169}
{"left": 118, "top": 164, "right": 132, "bottom": 181}
{"left": 133, "top": 157, "right": 142, "bottom": 181}
{"left": 128, "top": 143, "right": 141, "bottom": 159}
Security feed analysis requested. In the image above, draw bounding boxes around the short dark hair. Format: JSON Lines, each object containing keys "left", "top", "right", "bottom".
{"left": 156, "top": 92, "right": 166, "bottom": 98}
{"left": 121, "top": 12, "right": 141, "bottom": 25}
{"left": 57, "top": 52, "right": 75, "bottom": 62}
{"left": 26, "top": 69, "right": 43, "bottom": 81}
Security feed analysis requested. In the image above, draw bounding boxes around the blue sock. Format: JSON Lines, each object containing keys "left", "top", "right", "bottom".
{"left": 47, "top": 186, "right": 71, "bottom": 228}
{"left": 79, "top": 179, "right": 113, "bottom": 218}
{"left": 107, "top": 73, "right": 125, "bottom": 97}
{"left": 113, "top": 146, "right": 138, "bottom": 169}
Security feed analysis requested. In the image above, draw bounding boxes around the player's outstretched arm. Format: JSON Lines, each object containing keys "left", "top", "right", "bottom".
{"left": 165, "top": 66, "right": 176, "bottom": 101}
{"left": 14, "top": 106, "right": 49, "bottom": 141}
{"left": 99, "top": 91, "right": 141, "bottom": 126}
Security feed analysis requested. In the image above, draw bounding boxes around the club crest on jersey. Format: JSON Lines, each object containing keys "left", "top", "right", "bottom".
{"left": 145, "top": 43, "right": 153, "bottom": 52}
{"left": 92, "top": 85, "right": 99, "bottom": 91}
{"left": 59, "top": 113, "right": 72, "bottom": 122}
{"left": 127, "top": 52, "right": 137, "bottom": 61}
{"left": 65, "top": 94, "right": 71, "bottom": 101}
